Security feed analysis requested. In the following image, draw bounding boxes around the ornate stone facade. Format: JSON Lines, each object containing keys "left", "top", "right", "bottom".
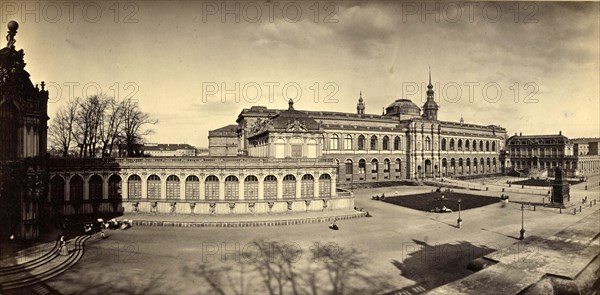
{"left": 233, "top": 75, "right": 507, "bottom": 184}
{"left": 0, "top": 21, "right": 49, "bottom": 240}
{"left": 506, "top": 133, "right": 600, "bottom": 178}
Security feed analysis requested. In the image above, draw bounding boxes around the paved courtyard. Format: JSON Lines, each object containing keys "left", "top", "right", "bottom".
{"left": 5, "top": 180, "right": 600, "bottom": 295}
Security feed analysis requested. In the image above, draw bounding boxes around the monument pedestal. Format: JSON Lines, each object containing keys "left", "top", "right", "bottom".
{"left": 549, "top": 166, "right": 570, "bottom": 208}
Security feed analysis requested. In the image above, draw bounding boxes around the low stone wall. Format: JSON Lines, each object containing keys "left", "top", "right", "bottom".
{"left": 55, "top": 197, "right": 355, "bottom": 216}
{"left": 131, "top": 211, "right": 366, "bottom": 228}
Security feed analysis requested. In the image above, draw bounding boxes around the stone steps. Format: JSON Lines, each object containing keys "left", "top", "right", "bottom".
{"left": 0, "top": 235, "right": 90, "bottom": 290}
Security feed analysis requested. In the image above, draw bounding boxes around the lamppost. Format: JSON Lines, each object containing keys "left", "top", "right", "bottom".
{"left": 457, "top": 198, "right": 462, "bottom": 228}
{"left": 519, "top": 203, "right": 525, "bottom": 240}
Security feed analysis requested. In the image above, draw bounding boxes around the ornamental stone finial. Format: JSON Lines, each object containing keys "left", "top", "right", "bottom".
{"left": 7, "top": 20, "right": 18, "bottom": 48}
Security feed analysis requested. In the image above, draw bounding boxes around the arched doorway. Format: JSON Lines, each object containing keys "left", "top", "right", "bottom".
{"left": 424, "top": 159, "right": 432, "bottom": 178}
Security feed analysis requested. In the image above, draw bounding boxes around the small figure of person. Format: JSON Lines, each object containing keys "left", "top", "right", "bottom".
{"left": 58, "top": 236, "right": 68, "bottom": 255}
{"left": 329, "top": 219, "right": 339, "bottom": 230}
{"left": 100, "top": 230, "right": 106, "bottom": 239}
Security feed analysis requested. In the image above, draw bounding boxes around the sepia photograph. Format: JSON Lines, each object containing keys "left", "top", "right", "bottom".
{"left": 0, "top": 1, "right": 599, "bottom": 294}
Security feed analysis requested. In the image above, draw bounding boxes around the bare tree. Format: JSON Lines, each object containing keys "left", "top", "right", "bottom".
{"left": 49, "top": 96, "right": 157, "bottom": 158}
{"left": 72, "top": 94, "right": 107, "bottom": 157}
{"left": 48, "top": 97, "right": 79, "bottom": 157}
{"left": 120, "top": 98, "right": 158, "bottom": 157}
{"left": 99, "top": 97, "right": 124, "bottom": 157}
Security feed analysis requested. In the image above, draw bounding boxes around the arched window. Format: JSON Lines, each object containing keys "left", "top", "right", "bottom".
{"left": 492, "top": 142, "right": 496, "bottom": 152}
{"left": 370, "top": 136, "right": 378, "bottom": 150}
{"left": 128, "top": 175, "right": 141, "bottom": 199}
{"left": 450, "top": 139, "right": 455, "bottom": 151}
{"left": 166, "top": 175, "right": 180, "bottom": 200}
{"left": 358, "top": 135, "right": 365, "bottom": 150}
{"left": 479, "top": 141, "right": 484, "bottom": 151}
{"left": 465, "top": 140, "right": 470, "bottom": 151}
{"left": 147, "top": 175, "right": 161, "bottom": 199}
{"left": 343, "top": 135, "right": 353, "bottom": 150}
{"left": 185, "top": 175, "right": 200, "bottom": 200}
{"left": 205, "top": 175, "right": 219, "bottom": 201}
{"left": 329, "top": 134, "right": 339, "bottom": 150}
{"left": 301, "top": 174, "right": 314, "bottom": 198}
{"left": 358, "top": 159, "right": 366, "bottom": 174}
{"left": 486, "top": 141, "right": 490, "bottom": 152}
{"left": 108, "top": 175, "right": 121, "bottom": 199}
{"left": 473, "top": 140, "right": 477, "bottom": 151}
{"left": 51, "top": 176, "right": 65, "bottom": 203}
{"left": 441, "top": 138, "right": 447, "bottom": 151}
{"left": 425, "top": 137, "right": 431, "bottom": 150}
{"left": 345, "top": 159, "right": 353, "bottom": 175}
{"left": 318, "top": 174, "right": 331, "bottom": 197}
{"left": 394, "top": 136, "right": 401, "bottom": 150}
{"left": 382, "top": 136, "right": 390, "bottom": 150}
{"left": 395, "top": 158, "right": 401, "bottom": 172}
{"left": 244, "top": 175, "right": 258, "bottom": 200}
{"left": 69, "top": 175, "right": 84, "bottom": 202}
{"left": 263, "top": 175, "right": 277, "bottom": 200}
{"left": 89, "top": 175, "right": 103, "bottom": 201}
{"left": 383, "top": 159, "right": 390, "bottom": 172}
{"left": 458, "top": 139, "right": 463, "bottom": 151}
{"left": 282, "top": 175, "right": 296, "bottom": 199}
{"left": 371, "top": 159, "right": 378, "bottom": 173}
{"left": 225, "top": 175, "right": 239, "bottom": 200}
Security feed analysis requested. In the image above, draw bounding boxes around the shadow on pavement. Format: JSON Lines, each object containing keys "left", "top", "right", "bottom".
{"left": 390, "top": 239, "right": 496, "bottom": 291}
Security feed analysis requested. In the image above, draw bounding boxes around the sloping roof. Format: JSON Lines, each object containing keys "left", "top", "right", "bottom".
{"left": 208, "top": 124, "right": 238, "bottom": 137}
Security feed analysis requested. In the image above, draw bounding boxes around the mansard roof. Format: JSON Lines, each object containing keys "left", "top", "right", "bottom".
{"left": 507, "top": 134, "right": 571, "bottom": 145}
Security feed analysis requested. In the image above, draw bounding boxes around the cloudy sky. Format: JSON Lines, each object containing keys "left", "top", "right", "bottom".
{"left": 9, "top": 1, "right": 600, "bottom": 147}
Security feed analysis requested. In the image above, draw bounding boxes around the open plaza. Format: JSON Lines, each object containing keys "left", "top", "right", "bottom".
{"left": 2, "top": 175, "right": 599, "bottom": 294}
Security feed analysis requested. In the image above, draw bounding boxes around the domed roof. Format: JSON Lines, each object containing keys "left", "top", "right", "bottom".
{"left": 385, "top": 99, "right": 421, "bottom": 117}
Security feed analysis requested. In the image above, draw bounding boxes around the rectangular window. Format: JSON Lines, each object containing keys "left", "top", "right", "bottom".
{"left": 291, "top": 145, "right": 302, "bottom": 157}
{"left": 345, "top": 163, "right": 353, "bottom": 175}
{"left": 282, "top": 181, "right": 296, "bottom": 199}
{"left": 185, "top": 182, "right": 199, "bottom": 200}
{"left": 244, "top": 182, "right": 258, "bottom": 200}
{"left": 148, "top": 181, "right": 161, "bottom": 199}
{"left": 205, "top": 182, "right": 219, "bottom": 201}
{"left": 263, "top": 181, "right": 277, "bottom": 200}
{"left": 128, "top": 182, "right": 141, "bottom": 199}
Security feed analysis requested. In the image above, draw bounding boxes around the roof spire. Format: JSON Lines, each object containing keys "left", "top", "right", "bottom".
{"left": 427, "top": 67, "right": 433, "bottom": 90}
{"left": 429, "top": 66, "right": 431, "bottom": 85}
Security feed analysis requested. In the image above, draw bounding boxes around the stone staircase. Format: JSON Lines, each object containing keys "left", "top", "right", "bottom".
{"left": 0, "top": 234, "right": 90, "bottom": 290}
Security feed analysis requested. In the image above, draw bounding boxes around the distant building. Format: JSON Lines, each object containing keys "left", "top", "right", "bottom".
{"left": 208, "top": 125, "right": 239, "bottom": 156}
{"left": 506, "top": 133, "right": 600, "bottom": 178}
{"left": 573, "top": 138, "right": 600, "bottom": 156}
{"left": 143, "top": 143, "right": 196, "bottom": 157}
